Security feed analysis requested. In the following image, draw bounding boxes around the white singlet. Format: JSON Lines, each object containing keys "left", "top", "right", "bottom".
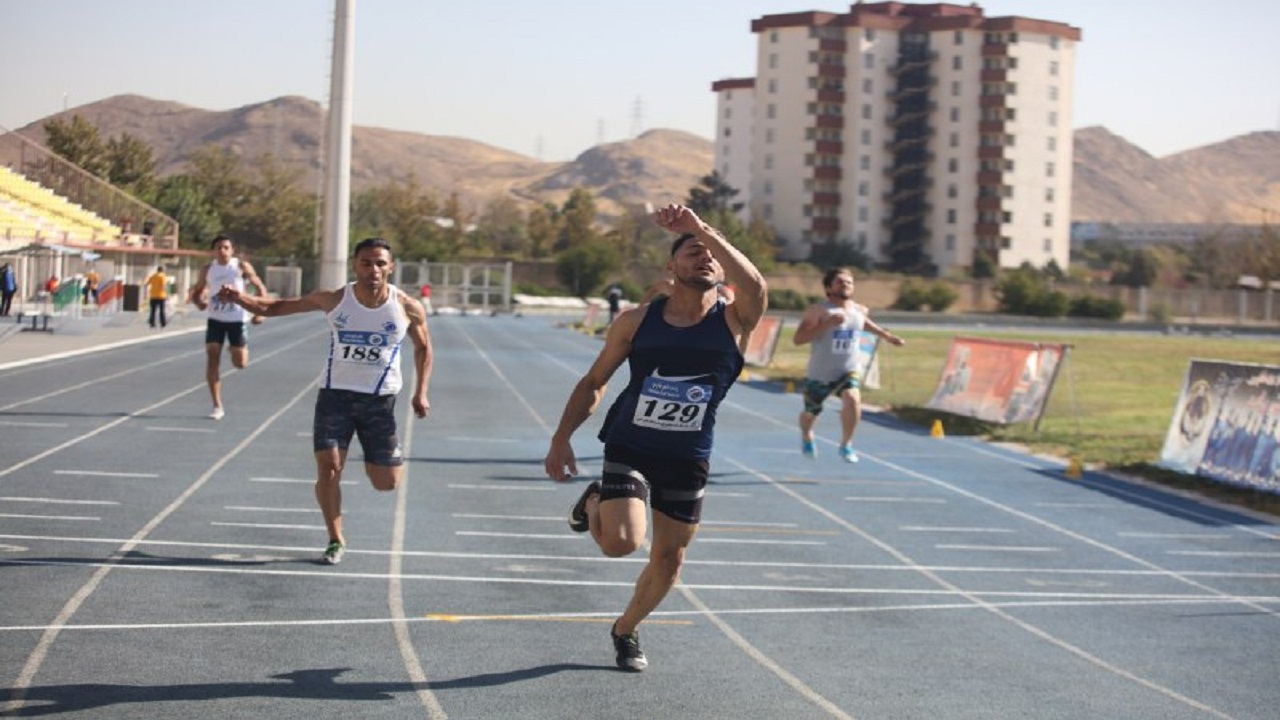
{"left": 206, "top": 258, "right": 247, "bottom": 323}
{"left": 321, "top": 284, "right": 408, "bottom": 396}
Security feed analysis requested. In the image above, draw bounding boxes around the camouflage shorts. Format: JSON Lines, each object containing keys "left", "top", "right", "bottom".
{"left": 313, "top": 388, "right": 403, "bottom": 466}
{"left": 802, "top": 372, "right": 861, "bottom": 415}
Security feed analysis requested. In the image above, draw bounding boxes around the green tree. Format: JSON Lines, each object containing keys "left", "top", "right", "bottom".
{"left": 687, "top": 171, "right": 743, "bottom": 215}
{"left": 1111, "top": 247, "right": 1160, "bottom": 288}
{"left": 152, "top": 175, "right": 222, "bottom": 248}
{"left": 555, "top": 187, "right": 599, "bottom": 252}
{"left": 105, "top": 133, "right": 158, "bottom": 200}
{"left": 440, "top": 192, "right": 470, "bottom": 258}
{"left": 186, "top": 144, "right": 251, "bottom": 227}
{"left": 472, "top": 194, "right": 527, "bottom": 257}
{"left": 232, "top": 154, "right": 315, "bottom": 258}
{"left": 43, "top": 115, "right": 108, "bottom": 177}
{"left": 352, "top": 174, "right": 441, "bottom": 260}
{"left": 557, "top": 241, "right": 620, "bottom": 296}
{"left": 526, "top": 204, "right": 558, "bottom": 259}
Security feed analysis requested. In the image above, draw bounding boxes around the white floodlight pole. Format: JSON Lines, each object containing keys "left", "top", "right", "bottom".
{"left": 320, "top": 0, "right": 355, "bottom": 290}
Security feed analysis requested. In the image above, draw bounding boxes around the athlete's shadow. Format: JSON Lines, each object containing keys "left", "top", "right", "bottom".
{"left": 0, "top": 665, "right": 611, "bottom": 716}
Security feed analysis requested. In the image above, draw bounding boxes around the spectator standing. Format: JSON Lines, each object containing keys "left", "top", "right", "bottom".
{"left": 145, "top": 265, "right": 169, "bottom": 329}
{"left": 0, "top": 262, "right": 16, "bottom": 316}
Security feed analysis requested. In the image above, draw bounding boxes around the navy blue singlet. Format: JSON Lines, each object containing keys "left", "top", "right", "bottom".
{"left": 597, "top": 297, "right": 744, "bottom": 460}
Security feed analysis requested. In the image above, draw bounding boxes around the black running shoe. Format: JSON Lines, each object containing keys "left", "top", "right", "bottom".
{"left": 568, "top": 480, "right": 600, "bottom": 533}
{"left": 611, "top": 623, "right": 648, "bottom": 672}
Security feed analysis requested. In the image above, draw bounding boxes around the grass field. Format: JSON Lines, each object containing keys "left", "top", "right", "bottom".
{"left": 758, "top": 324, "right": 1280, "bottom": 514}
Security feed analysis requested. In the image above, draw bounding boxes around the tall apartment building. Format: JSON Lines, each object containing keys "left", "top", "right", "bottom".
{"left": 712, "top": 2, "right": 1081, "bottom": 275}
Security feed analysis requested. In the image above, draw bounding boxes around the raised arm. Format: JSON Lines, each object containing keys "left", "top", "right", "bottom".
{"left": 654, "top": 204, "right": 767, "bottom": 334}
{"left": 218, "top": 284, "right": 341, "bottom": 318}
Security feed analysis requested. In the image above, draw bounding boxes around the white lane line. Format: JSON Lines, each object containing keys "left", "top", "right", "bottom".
{"left": 211, "top": 522, "right": 323, "bottom": 531}
{"left": 0, "top": 421, "right": 67, "bottom": 428}
{"left": 3, "top": 595, "right": 1274, "bottom": 634}
{"left": 5, "top": 534, "right": 1280, "bottom": 580}
{"left": 707, "top": 491, "right": 753, "bottom": 498}
{"left": 936, "top": 544, "right": 1060, "bottom": 553}
{"left": 145, "top": 427, "right": 217, "bottom": 433}
{"left": 453, "top": 513, "right": 560, "bottom": 522}
{"left": 1118, "top": 532, "right": 1232, "bottom": 540}
{"left": 447, "top": 483, "right": 554, "bottom": 492}
{"left": 224, "top": 506, "right": 319, "bottom": 513}
{"left": 901, "top": 526, "right": 1014, "bottom": 533}
{"left": 0, "top": 497, "right": 120, "bottom": 506}
{"left": 0, "top": 513, "right": 99, "bottom": 522}
{"left": 53, "top": 470, "right": 159, "bottom": 479}
{"left": 1168, "top": 551, "right": 1280, "bottom": 558}
{"left": 250, "top": 477, "right": 354, "bottom": 485}
{"left": 846, "top": 496, "right": 947, "bottom": 504}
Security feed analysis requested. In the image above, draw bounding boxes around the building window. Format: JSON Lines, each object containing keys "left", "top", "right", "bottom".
{"left": 862, "top": 104, "right": 872, "bottom": 120}
{"left": 950, "top": 132, "right": 959, "bottom": 148}
{"left": 862, "top": 78, "right": 873, "bottom": 94}
{"left": 857, "top": 232, "right": 868, "bottom": 249}
{"left": 864, "top": 53, "right": 874, "bottom": 70}
{"left": 946, "top": 234, "right": 956, "bottom": 250}
{"left": 767, "top": 103, "right": 776, "bottom": 119}
{"left": 857, "top": 206, "right": 868, "bottom": 222}
{"left": 723, "top": 127, "right": 731, "bottom": 138}
{"left": 1049, "top": 60, "right": 1059, "bottom": 76}
{"left": 864, "top": 28, "right": 876, "bottom": 41}
{"left": 722, "top": 163, "right": 730, "bottom": 175}
{"left": 763, "top": 204, "right": 773, "bottom": 220}
{"left": 1047, "top": 136, "right": 1057, "bottom": 151}
{"left": 950, "top": 107, "right": 960, "bottom": 122}
{"left": 722, "top": 144, "right": 730, "bottom": 157}
{"left": 1048, "top": 85, "right": 1058, "bottom": 101}
{"left": 768, "top": 78, "right": 777, "bottom": 93}
{"left": 954, "top": 30, "right": 964, "bottom": 45}
{"left": 764, "top": 180, "right": 773, "bottom": 195}
{"left": 948, "top": 158, "right": 958, "bottom": 173}
{"left": 1001, "top": 237, "right": 1012, "bottom": 250}
{"left": 860, "top": 155, "right": 870, "bottom": 170}
{"left": 770, "top": 30, "right": 778, "bottom": 43}
{"left": 1044, "top": 212, "right": 1053, "bottom": 227}
{"left": 1045, "top": 187, "right": 1055, "bottom": 202}
{"left": 947, "top": 183, "right": 958, "bottom": 199}
{"left": 861, "top": 129, "right": 871, "bottom": 145}
{"left": 765, "top": 128, "right": 774, "bottom": 143}
{"left": 764, "top": 154, "right": 774, "bottom": 170}
{"left": 1043, "top": 237, "right": 1052, "bottom": 252}
{"left": 858, "top": 181, "right": 869, "bottom": 197}
{"left": 1046, "top": 162, "right": 1055, "bottom": 177}
{"left": 768, "top": 53, "right": 778, "bottom": 69}
{"left": 952, "top": 56, "right": 962, "bottom": 71}
{"left": 1049, "top": 36, "right": 1059, "bottom": 50}
{"left": 946, "top": 209, "right": 957, "bottom": 224}
{"left": 1048, "top": 111, "right": 1058, "bottom": 127}
{"left": 952, "top": 81, "right": 961, "bottom": 97}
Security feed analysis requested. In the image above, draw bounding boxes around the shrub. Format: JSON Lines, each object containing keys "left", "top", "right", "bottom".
{"left": 924, "top": 282, "right": 959, "bottom": 312}
{"left": 1068, "top": 295, "right": 1125, "bottom": 320}
{"left": 768, "top": 288, "right": 811, "bottom": 311}
{"left": 892, "top": 279, "right": 929, "bottom": 311}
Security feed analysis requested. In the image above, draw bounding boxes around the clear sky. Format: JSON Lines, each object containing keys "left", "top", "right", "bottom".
{"left": 1, "top": 0, "right": 1277, "bottom": 162}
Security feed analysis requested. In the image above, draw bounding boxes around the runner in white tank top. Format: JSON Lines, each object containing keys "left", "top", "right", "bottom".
{"left": 793, "top": 267, "right": 905, "bottom": 463}
{"left": 216, "top": 237, "right": 433, "bottom": 567}
{"left": 188, "top": 235, "right": 269, "bottom": 420}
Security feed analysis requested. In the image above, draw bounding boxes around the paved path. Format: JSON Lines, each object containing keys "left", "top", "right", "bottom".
{"left": 1, "top": 311, "right": 1277, "bottom": 719}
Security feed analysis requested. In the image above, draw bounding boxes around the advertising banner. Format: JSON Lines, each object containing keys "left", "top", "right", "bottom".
{"left": 926, "top": 337, "right": 1068, "bottom": 425}
{"left": 1160, "top": 360, "right": 1280, "bottom": 493}
{"left": 742, "top": 315, "right": 783, "bottom": 367}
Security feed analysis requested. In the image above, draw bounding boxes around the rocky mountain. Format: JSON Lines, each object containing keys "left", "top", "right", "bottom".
{"left": 14, "top": 94, "right": 1280, "bottom": 225}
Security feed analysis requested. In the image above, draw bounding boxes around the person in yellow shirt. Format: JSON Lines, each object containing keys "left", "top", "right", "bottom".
{"left": 145, "top": 265, "right": 169, "bottom": 328}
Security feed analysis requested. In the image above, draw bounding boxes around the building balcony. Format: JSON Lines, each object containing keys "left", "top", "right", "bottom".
{"left": 979, "top": 95, "right": 1008, "bottom": 108}
{"left": 812, "top": 192, "right": 841, "bottom": 207}
{"left": 811, "top": 217, "right": 840, "bottom": 233}
{"left": 889, "top": 51, "right": 937, "bottom": 74}
{"left": 976, "top": 170, "right": 1003, "bottom": 184}
{"left": 980, "top": 68, "right": 1008, "bottom": 82}
{"left": 813, "top": 166, "right": 843, "bottom": 181}
{"left": 814, "top": 139, "right": 844, "bottom": 154}
{"left": 885, "top": 131, "right": 933, "bottom": 153}
{"left": 981, "top": 42, "right": 1009, "bottom": 57}
{"left": 978, "top": 145, "right": 1008, "bottom": 159}
{"left": 815, "top": 89, "right": 846, "bottom": 104}
{"left": 974, "top": 222, "right": 1002, "bottom": 235}
{"left": 817, "top": 63, "right": 846, "bottom": 79}
{"left": 818, "top": 38, "right": 847, "bottom": 53}
{"left": 889, "top": 78, "right": 937, "bottom": 103}
{"left": 977, "top": 196, "right": 1003, "bottom": 211}
{"left": 815, "top": 114, "right": 844, "bottom": 129}
{"left": 978, "top": 119, "right": 1005, "bottom": 133}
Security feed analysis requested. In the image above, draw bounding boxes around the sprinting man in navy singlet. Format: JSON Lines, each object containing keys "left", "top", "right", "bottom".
{"left": 218, "top": 238, "right": 433, "bottom": 566}
{"left": 544, "top": 204, "right": 767, "bottom": 672}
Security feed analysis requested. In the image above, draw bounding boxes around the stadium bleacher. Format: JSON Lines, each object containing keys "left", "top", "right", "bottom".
{"left": 0, "top": 166, "right": 123, "bottom": 243}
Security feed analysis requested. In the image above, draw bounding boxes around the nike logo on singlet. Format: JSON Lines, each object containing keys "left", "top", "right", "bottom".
{"left": 650, "top": 369, "right": 711, "bottom": 383}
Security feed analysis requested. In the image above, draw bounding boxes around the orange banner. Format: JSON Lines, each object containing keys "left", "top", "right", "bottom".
{"left": 926, "top": 337, "right": 1068, "bottom": 425}
{"left": 742, "top": 315, "right": 783, "bottom": 367}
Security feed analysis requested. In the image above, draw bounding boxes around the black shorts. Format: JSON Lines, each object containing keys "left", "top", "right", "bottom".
{"left": 600, "top": 444, "right": 709, "bottom": 525}
{"left": 312, "top": 388, "right": 404, "bottom": 466}
{"left": 206, "top": 319, "right": 248, "bottom": 348}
